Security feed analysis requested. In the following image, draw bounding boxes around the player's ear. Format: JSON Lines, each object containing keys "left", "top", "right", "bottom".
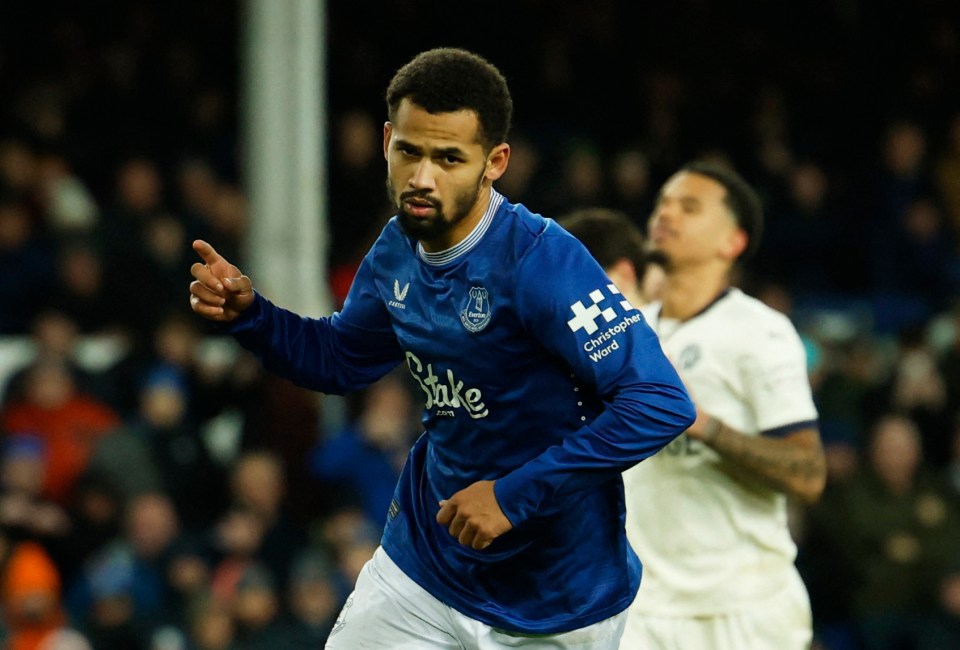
{"left": 484, "top": 144, "right": 510, "bottom": 182}
{"left": 721, "top": 228, "right": 748, "bottom": 262}
{"left": 383, "top": 122, "right": 393, "bottom": 160}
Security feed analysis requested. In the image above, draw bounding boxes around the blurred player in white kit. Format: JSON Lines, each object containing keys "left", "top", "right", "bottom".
{"left": 566, "top": 162, "right": 827, "bottom": 650}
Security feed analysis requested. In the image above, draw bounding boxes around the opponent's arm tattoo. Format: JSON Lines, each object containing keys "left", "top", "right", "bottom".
{"left": 705, "top": 424, "right": 826, "bottom": 504}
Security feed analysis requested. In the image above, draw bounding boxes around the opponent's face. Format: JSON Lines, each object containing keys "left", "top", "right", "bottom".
{"left": 384, "top": 99, "right": 508, "bottom": 251}
{"left": 646, "top": 171, "right": 746, "bottom": 270}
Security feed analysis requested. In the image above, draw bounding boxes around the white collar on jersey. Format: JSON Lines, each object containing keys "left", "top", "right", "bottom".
{"left": 417, "top": 189, "right": 504, "bottom": 266}
{"left": 652, "top": 287, "right": 736, "bottom": 341}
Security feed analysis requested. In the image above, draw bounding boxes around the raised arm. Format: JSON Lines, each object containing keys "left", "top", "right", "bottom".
{"left": 187, "top": 237, "right": 404, "bottom": 395}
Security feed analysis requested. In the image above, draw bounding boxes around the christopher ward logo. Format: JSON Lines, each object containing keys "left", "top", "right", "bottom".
{"left": 567, "top": 284, "right": 636, "bottom": 334}
{"left": 567, "top": 285, "right": 640, "bottom": 362}
{"left": 582, "top": 313, "right": 642, "bottom": 362}
{"left": 389, "top": 279, "right": 409, "bottom": 309}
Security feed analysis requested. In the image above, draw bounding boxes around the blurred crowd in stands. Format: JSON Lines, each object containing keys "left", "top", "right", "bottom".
{"left": 1, "top": 0, "right": 960, "bottom": 648}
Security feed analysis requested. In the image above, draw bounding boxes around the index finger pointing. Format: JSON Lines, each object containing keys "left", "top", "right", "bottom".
{"left": 192, "top": 239, "right": 223, "bottom": 266}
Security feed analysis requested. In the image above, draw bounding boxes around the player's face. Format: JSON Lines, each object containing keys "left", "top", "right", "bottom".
{"left": 384, "top": 99, "right": 508, "bottom": 251}
{"left": 646, "top": 171, "right": 746, "bottom": 270}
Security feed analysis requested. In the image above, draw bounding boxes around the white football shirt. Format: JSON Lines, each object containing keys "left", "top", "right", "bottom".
{"left": 625, "top": 288, "right": 818, "bottom": 616}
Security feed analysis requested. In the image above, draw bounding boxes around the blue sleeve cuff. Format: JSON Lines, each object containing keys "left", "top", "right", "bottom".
{"left": 761, "top": 419, "right": 819, "bottom": 438}
{"left": 221, "top": 291, "right": 266, "bottom": 333}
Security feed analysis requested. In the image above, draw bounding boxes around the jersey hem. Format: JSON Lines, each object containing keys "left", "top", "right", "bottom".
{"left": 381, "top": 540, "right": 634, "bottom": 635}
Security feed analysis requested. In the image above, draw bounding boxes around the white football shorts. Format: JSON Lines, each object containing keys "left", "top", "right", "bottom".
{"left": 618, "top": 570, "right": 812, "bottom": 650}
{"left": 326, "top": 545, "right": 628, "bottom": 649}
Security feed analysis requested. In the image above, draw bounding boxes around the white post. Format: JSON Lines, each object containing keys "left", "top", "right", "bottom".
{"left": 241, "top": 0, "right": 330, "bottom": 318}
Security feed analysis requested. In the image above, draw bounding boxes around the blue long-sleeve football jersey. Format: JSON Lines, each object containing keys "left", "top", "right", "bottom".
{"left": 225, "top": 190, "right": 695, "bottom": 634}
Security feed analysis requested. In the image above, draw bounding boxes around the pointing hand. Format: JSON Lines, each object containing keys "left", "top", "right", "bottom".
{"left": 189, "top": 239, "right": 255, "bottom": 321}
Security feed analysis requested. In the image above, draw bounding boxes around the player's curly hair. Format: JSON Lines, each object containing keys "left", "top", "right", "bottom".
{"left": 386, "top": 47, "right": 513, "bottom": 152}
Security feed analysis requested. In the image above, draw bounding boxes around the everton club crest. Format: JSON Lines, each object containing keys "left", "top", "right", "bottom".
{"left": 460, "top": 287, "right": 492, "bottom": 332}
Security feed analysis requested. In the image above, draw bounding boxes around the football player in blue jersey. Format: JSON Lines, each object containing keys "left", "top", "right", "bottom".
{"left": 189, "top": 47, "right": 696, "bottom": 649}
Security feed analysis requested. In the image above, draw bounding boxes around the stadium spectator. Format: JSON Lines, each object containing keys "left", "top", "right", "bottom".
{"left": 0, "top": 358, "right": 121, "bottom": 505}
{"left": 608, "top": 147, "right": 654, "bottom": 224}
{"left": 0, "top": 309, "right": 111, "bottom": 407}
{"left": 309, "top": 370, "right": 420, "bottom": 527}
{"left": 230, "top": 562, "right": 282, "bottom": 649}
{"left": 110, "top": 365, "right": 227, "bottom": 527}
{"left": 0, "top": 539, "right": 68, "bottom": 650}
{"left": 226, "top": 451, "right": 306, "bottom": 594}
{"left": 0, "top": 436, "right": 71, "bottom": 556}
{"left": 46, "top": 241, "right": 116, "bottom": 336}
{"left": 0, "top": 199, "right": 56, "bottom": 335}
{"left": 186, "top": 592, "right": 235, "bottom": 650}
{"left": 843, "top": 414, "right": 960, "bottom": 649}
{"left": 270, "top": 549, "right": 341, "bottom": 646}
{"left": 934, "top": 111, "right": 960, "bottom": 241}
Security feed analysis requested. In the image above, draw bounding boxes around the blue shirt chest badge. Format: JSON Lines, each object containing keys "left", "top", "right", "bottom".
{"left": 460, "top": 287, "right": 492, "bottom": 332}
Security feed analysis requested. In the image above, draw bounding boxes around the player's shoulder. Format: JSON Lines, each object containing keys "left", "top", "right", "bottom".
{"left": 721, "top": 289, "right": 797, "bottom": 331}
{"left": 490, "top": 195, "right": 588, "bottom": 265}
{"left": 718, "top": 289, "right": 804, "bottom": 351}
{"left": 378, "top": 215, "right": 407, "bottom": 245}
{"left": 496, "top": 197, "right": 554, "bottom": 245}
{"left": 369, "top": 216, "right": 417, "bottom": 258}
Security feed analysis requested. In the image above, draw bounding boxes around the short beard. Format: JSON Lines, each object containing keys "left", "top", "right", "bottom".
{"left": 644, "top": 248, "right": 673, "bottom": 273}
{"left": 387, "top": 172, "right": 484, "bottom": 244}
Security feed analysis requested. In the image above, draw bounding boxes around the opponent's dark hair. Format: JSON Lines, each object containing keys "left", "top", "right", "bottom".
{"left": 680, "top": 161, "right": 764, "bottom": 260}
{"left": 558, "top": 208, "right": 647, "bottom": 274}
{"left": 386, "top": 47, "right": 513, "bottom": 151}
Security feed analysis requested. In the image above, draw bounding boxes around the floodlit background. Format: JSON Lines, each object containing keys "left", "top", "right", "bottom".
{"left": 0, "top": 1, "right": 959, "bottom": 648}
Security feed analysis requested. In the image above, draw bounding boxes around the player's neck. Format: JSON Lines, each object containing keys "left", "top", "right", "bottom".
{"left": 420, "top": 186, "right": 492, "bottom": 253}
{"left": 660, "top": 265, "right": 731, "bottom": 321}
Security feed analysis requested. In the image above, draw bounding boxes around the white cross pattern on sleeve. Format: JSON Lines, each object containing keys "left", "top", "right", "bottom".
{"left": 567, "top": 286, "right": 622, "bottom": 334}
{"left": 606, "top": 283, "right": 638, "bottom": 312}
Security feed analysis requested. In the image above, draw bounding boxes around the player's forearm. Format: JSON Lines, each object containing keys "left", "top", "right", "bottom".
{"left": 229, "top": 292, "right": 402, "bottom": 393}
{"left": 702, "top": 423, "right": 826, "bottom": 504}
{"left": 495, "top": 383, "right": 695, "bottom": 525}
